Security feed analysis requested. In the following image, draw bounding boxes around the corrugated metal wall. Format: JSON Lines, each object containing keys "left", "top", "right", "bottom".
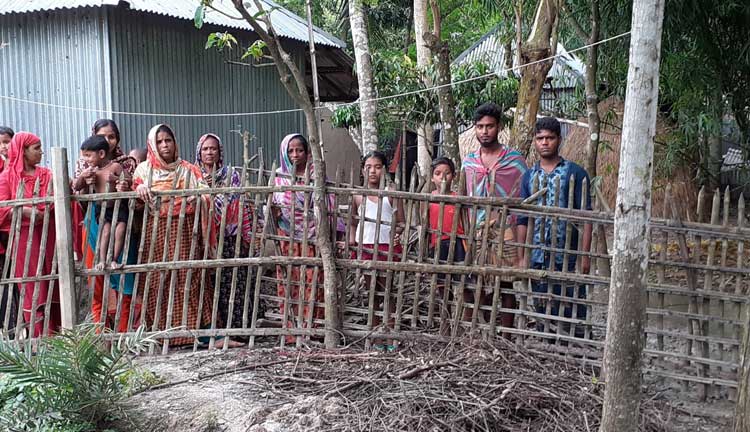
{"left": 107, "top": 8, "right": 305, "bottom": 168}
{"left": 0, "top": 8, "right": 112, "bottom": 170}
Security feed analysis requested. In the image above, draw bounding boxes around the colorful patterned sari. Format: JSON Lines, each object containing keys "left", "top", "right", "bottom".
{"left": 132, "top": 124, "right": 213, "bottom": 345}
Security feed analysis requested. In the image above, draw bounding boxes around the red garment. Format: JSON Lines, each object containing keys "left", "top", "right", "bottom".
{"left": 276, "top": 230, "right": 325, "bottom": 344}
{"left": 0, "top": 157, "right": 5, "bottom": 174}
{"left": 351, "top": 243, "right": 403, "bottom": 261}
{"left": 428, "top": 192, "right": 465, "bottom": 247}
{"left": 0, "top": 132, "right": 59, "bottom": 337}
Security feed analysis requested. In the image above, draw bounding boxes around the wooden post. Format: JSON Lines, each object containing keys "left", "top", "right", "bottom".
{"left": 51, "top": 148, "right": 77, "bottom": 329}
{"left": 737, "top": 302, "right": 750, "bottom": 432}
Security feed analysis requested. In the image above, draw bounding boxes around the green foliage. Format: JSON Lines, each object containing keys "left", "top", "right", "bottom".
{"left": 332, "top": 52, "right": 518, "bottom": 148}
{"left": 194, "top": 4, "right": 206, "bottom": 29}
{"left": 205, "top": 32, "right": 238, "bottom": 50}
{"left": 0, "top": 325, "right": 160, "bottom": 431}
{"left": 242, "top": 40, "right": 268, "bottom": 60}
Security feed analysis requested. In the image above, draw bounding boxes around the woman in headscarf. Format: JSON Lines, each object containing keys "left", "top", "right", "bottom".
{"left": 272, "top": 134, "right": 342, "bottom": 342}
{"left": 0, "top": 132, "right": 59, "bottom": 337}
{"left": 73, "top": 119, "right": 139, "bottom": 333}
{"left": 195, "top": 133, "right": 257, "bottom": 337}
{"left": 133, "top": 124, "right": 222, "bottom": 347}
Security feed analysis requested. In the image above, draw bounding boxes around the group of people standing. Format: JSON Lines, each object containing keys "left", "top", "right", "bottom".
{"left": 0, "top": 100, "right": 593, "bottom": 346}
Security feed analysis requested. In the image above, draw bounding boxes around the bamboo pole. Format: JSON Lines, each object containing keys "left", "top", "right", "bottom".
{"left": 51, "top": 148, "right": 77, "bottom": 330}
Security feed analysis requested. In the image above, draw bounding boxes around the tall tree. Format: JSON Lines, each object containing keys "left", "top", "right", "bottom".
{"left": 349, "top": 0, "right": 379, "bottom": 153}
{"left": 510, "top": 0, "right": 559, "bottom": 155}
{"left": 562, "top": 0, "right": 600, "bottom": 178}
{"left": 414, "top": 0, "right": 434, "bottom": 182}
{"left": 198, "top": 0, "right": 342, "bottom": 347}
{"left": 599, "top": 0, "right": 665, "bottom": 430}
{"left": 424, "top": 0, "right": 461, "bottom": 166}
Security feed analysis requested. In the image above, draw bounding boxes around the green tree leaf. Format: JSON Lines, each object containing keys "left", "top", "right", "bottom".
{"left": 194, "top": 5, "right": 205, "bottom": 29}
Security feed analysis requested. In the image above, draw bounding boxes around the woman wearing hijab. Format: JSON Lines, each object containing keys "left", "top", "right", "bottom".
{"left": 74, "top": 119, "right": 139, "bottom": 332}
{"left": 0, "top": 132, "right": 59, "bottom": 337}
{"left": 133, "top": 124, "right": 225, "bottom": 347}
{"left": 195, "top": 133, "right": 257, "bottom": 336}
{"left": 272, "top": 134, "right": 343, "bottom": 342}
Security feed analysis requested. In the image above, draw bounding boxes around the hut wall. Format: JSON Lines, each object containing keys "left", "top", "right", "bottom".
{"left": 107, "top": 8, "right": 306, "bottom": 167}
{"left": 0, "top": 8, "right": 112, "bottom": 170}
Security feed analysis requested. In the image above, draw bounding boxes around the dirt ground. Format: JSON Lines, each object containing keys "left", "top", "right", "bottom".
{"left": 118, "top": 340, "right": 735, "bottom": 432}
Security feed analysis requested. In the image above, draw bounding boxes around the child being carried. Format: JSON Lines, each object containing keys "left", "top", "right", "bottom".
{"left": 77, "top": 135, "right": 130, "bottom": 270}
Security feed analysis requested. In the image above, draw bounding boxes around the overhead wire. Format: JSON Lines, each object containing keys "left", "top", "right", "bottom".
{"left": 0, "top": 31, "right": 631, "bottom": 118}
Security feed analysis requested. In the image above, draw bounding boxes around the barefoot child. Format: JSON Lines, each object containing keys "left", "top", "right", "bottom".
{"left": 350, "top": 151, "right": 404, "bottom": 348}
{"left": 77, "top": 135, "right": 129, "bottom": 270}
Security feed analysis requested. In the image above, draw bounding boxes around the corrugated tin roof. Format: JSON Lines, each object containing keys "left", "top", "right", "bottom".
{"left": 453, "top": 26, "right": 584, "bottom": 89}
{"left": 0, "top": 0, "right": 345, "bottom": 48}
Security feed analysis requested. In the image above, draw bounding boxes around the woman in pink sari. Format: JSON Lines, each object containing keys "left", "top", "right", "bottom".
{"left": 0, "top": 132, "right": 59, "bottom": 337}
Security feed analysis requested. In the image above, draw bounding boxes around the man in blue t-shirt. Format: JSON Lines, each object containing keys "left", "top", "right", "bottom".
{"left": 516, "top": 117, "right": 592, "bottom": 337}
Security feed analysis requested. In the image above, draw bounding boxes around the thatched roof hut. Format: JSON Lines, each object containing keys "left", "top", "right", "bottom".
{"left": 554, "top": 97, "right": 698, "bottom": 219}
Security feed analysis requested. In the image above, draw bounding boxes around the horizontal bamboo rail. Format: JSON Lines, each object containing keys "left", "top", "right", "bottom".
{"left": 1, "top": 149, "right": 747, "bottom": 396}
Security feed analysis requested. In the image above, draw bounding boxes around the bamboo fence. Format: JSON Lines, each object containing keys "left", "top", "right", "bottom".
{"left": 0, "top": 148, "right": 748, "bottom": 401}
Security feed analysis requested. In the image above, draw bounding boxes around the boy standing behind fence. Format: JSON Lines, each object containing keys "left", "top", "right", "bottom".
{"left": 77, "top": 135, "right": 129, "bottom": 270}
{"left": 516, "top": 117, "right": 592, "bottom": 337}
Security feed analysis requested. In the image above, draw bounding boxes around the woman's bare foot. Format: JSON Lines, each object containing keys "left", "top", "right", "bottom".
{"left": 214, "top": 338, "right": 244, "bottom": 349}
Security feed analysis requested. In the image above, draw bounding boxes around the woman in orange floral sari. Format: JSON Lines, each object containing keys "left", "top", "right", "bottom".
{"left": 132, "top": 124, "right": 218, "bottom": 347}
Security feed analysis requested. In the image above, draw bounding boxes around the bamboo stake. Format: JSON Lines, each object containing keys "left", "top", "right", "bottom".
{"left": 1, "top": 182, "right": 25, "bottom": 333}
{"left": 28, "top": 182, "right": 52, "bottom": 339}
{"left": 394, "top": 168, "right": 418, "bottom": 336}
{"left": 162, "top": 171, "right": 191, "bottom": 355}
{"left": 249, "top": 164, "right": 277, "bottom": 348}
{"left": 16, "top": 179, "right": 41, "bottom": 337}
{"left": 411, "top": 166, "right": 429, "bottom": 330}
{"left": 243, "top": 149, "right": 264, "bottom": 333}
{"left": 128, "top": 166, "right": 154, "bottom": 332}
{"left": 149, "top": 174, "right": 180, "bottom": 355}
{"left": 113, "top": 193, "right": 136, "bottom": 333}
{"left": 225, "top": 165, "right": 249, "bottom": 350}
{"left": 427, "top": 179, "right": 447, "bottom": 329}
{"left": 296, "top": 163, "right": 312, "bottom": 347}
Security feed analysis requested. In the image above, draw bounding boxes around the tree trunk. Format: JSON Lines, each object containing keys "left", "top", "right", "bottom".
{"left": 349, "top": 0, "right": 379, "bottom": 153}
{"left": 425, "top": 0, "right": 460, "bottom": 167}
{"left": 504, "top": 40, "right": 513, "bottom": 70}
{"left": 231, "top": 0, "right": 341, "bottom": 348}
{"left": 583, "top": 1, "right": 601, "bottom": 178}
{"left": 433, "top": 40, "right": 460, "bottom": 166}
{"left": 510, "top": 0, "right": 559, "bottom": 156}
{"left": 599, "top": 0, "right": 665, "bottom": 431}
{"left": 414, "top": 0, "right": 433, "bottom": 182}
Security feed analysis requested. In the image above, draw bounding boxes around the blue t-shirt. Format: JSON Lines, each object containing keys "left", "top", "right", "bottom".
{"left": 517, "top": 158, "right": 591, "bottom": 268}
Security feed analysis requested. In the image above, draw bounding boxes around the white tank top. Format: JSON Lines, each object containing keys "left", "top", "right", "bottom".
{"left": 356, "top": 196, "right": 394, "bottom": 244}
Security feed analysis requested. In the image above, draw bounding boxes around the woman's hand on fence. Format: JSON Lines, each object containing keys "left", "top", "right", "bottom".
{"left": 136, "top": 184, "right": 152, "bottom": 202}
{"left": 115, "top": 179, "right": 129, "bottom": 193}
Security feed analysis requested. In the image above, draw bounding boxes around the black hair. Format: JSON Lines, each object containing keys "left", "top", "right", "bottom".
{"left": 92, "top": 119, "right": 120, "bottom": 142}
{"left": 431, "top": 157, "right": 455, "bottom": 174}
{"left": 534, "top": 116, "right": 561, "bottom": 137}
{"left": 80, "top": 135, "right": 110, "bottom": 153}
{"left": 156, "top": 124, "right": 176, "bottom": 141}
{"left": 361, "top": 150, "right": 388, "bottom": 168}
{"left": 0, "top": 126, "right": 14, "bottom": 138}
{"left": 288, "top": 134, "right": 309, "bottom": 153}
{"left": 473, "top": 102, "right": 503, "bottom": 124}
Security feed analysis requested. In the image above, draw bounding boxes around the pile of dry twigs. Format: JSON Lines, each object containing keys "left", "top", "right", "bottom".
{"left": 238, "top": 338, "right": 672, "bottom": 431}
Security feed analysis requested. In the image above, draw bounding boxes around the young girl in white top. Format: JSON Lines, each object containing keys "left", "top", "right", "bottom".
{"left": 350, "top": 151, "right": 404, "bottom": 348}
